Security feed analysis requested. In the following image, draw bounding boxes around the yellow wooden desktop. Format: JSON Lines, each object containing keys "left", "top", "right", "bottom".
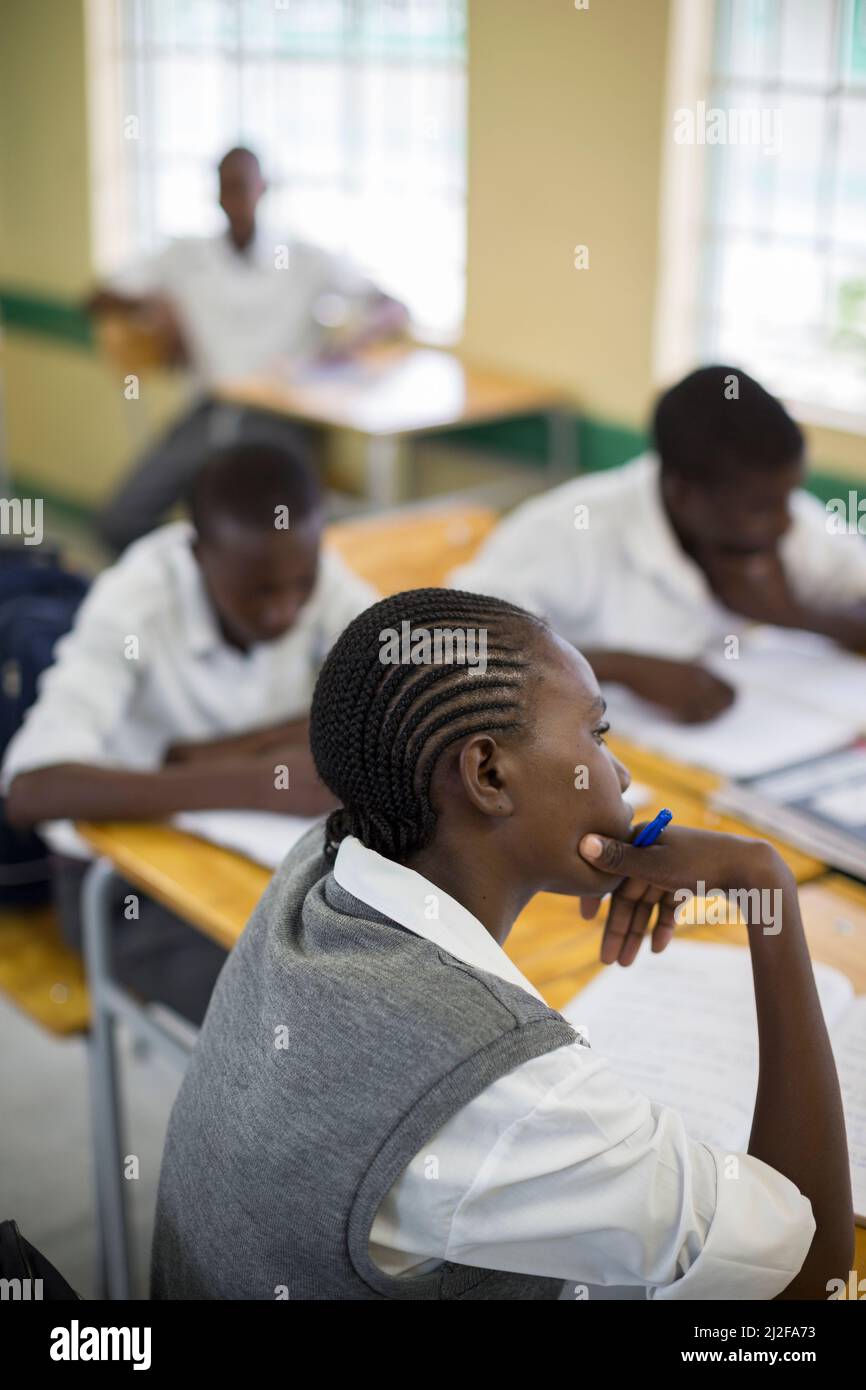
{"left": 217, "top": 342, "right": 574, "bottom": 505}
{"left": 326, "top": 499, "right": 498, "bottom": 595}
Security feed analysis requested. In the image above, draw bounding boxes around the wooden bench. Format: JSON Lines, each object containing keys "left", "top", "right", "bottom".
{"left": 0, "top": 904, "right": 89, "bottom": 1035}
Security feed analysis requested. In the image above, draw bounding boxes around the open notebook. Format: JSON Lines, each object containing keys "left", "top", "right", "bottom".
{"left": 601, "top": 627, "right": 866, "bottom": 779}
{"left": 602, "top": 682, "right": 858, "bottom": 779}
{"left": 704, "top": 627, "right": 866, "bottom": 731}
{"left": 562, "top": 940, "right": 866, "bottom": 1224}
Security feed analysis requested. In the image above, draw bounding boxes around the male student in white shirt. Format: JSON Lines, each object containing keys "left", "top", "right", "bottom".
{"left": 87, "top": 146, "right": 408, "bottom": 553}
{"left": 453, "top": 366, "right": 866, "bottom": 724}
{"left": 2, "top": 441, "right": 376, "bottom": 1024}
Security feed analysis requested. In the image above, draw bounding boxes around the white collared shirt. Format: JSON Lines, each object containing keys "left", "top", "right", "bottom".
{"left": 451, "top": 453, "right": 866, "bottom": 657}
{"left": 334, "top": 836, "right": 816, "bottom": 1299}
{"left": 1, "top": 522, "right": 376, "bottom": 857}
{"left": 112, "top": 228, "right": 377, "bottom": 389}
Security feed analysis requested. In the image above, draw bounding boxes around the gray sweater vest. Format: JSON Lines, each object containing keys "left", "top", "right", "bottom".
{"left": 151, "top": 824, "right": 582, "bottom": 1300}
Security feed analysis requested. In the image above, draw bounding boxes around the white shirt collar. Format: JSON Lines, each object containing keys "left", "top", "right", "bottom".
{"left": 622, "top": 453, "right": 712, "bottom": 604}
{"left": 333, "top": 835, "right": 546, "bottom": 1003}
{"left": 223, "top": 223, "right": 286, "bottom": 269}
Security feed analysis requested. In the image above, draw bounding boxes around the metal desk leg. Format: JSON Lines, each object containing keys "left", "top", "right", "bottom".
{"left": 547, "top": 408, "right": 578, "bottom": 482}
{"left": 366, "top": 434, "right": 401, "bottom": 507}
{"left": 82, "top": 858, "right": 132, "bottom": 1301}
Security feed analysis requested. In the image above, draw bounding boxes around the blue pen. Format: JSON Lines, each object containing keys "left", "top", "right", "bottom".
{"left": 632, "top": 808, "right": 673, "bottom": 847}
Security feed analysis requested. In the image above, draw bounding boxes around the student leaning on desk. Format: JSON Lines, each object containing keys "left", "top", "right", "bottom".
{"left": 151, "top": 588, "right": 851, "bottom": 1301}
{"left": 453, "top": 366, "right": 866, "bottom": 724}
{"left": 0, "top": 442, "right": 375, "bottom": 1025}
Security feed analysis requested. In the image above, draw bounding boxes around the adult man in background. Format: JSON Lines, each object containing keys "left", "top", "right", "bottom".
{"left": 88, "top": 146, "right": 408, "bottom": 552}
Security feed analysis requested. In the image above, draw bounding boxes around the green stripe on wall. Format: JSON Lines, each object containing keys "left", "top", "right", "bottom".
{"left": 10, "top": 462, "right": 864, "bottom": 534}
{"left": 5, "top": 473, "right": 97, "bottom": 526}
{"left": 0, "top": 288, "right": 93, "bottom": 348}
{"left": 434, "top": 413, "right": 648, "bottom": 473}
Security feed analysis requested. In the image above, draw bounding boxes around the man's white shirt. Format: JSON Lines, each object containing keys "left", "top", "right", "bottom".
{"left": 111, "top": 228, "right": 378, "bottom": 390}
{"left": 335, "top": 836, "right": 816, "bottom": 1300}
{"left": 451, "top": 453, "right": 866, "bottom": 657}
{"left": 1, "top": 522, "right": 377, "bottom": 857}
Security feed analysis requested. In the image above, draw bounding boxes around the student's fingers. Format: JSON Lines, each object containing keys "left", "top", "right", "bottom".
{"left": 602, "top": 892, "right": 657, "bottom": 967}
{"left": 581, "top": 826, "right": 749, "bottom": 895}
{"left": 600, "top": 880, "right": 659, "bottom": 966}
{"left": 579, "top": 896, "right": 603, "bottom": 920}
{"left": 650, "top": 894, "right": 680, "bottom": 954}
{"left": 580, "top": 833, "right": 676, "bottom": 886}
{"left": 617, "top": 884, "right": 665, "bottom": 967}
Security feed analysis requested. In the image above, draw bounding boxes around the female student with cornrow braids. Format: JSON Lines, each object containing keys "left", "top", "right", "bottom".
{"left": 152, "top": 589, "right": 852, "bottom": 1301}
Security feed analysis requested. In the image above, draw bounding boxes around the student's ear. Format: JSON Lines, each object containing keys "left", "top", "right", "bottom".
{"left": 457, "top": 735, "right": 515, "bottom": 820}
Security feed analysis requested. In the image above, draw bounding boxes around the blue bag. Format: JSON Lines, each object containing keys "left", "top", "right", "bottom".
{"left": 0, "top": 546, "right": 89, "bottom": 904}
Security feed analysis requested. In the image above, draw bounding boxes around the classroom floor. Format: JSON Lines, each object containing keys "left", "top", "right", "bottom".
{"left": 0, "top": 993, "right": 181, "bottom": 1299}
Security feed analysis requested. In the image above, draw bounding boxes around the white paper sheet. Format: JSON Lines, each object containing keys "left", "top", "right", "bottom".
{"left": 562, "top": 940, "right": 865, "bottom": 1217}
{"left": 172, "top": 809, "right": 321, "bottom": 868}
{"left": 831, "top": 998, "right": 866, "bottom": 1222}
{"left": 705, "top": 628, "right": 866, "bottom": 731}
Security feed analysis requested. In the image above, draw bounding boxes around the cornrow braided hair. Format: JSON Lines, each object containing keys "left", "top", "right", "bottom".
{"left": 310, "top": 587, "right": 550, "bottom": 861}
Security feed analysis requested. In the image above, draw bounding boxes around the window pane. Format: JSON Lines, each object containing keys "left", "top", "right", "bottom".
{"left": 152, "top": 163, "right": 223, "bottom": 239}
{"left": 770, "top": 94, "right": 826, "bottom": 241}
{"left": 136, "top": 0, "right": 238, "bottom": 49}
{"left": 719, "top": 0, "right": 779, "bottom": 80}
{"left": 777, "top": 0, "right": 836, "bottom": 87}
{"left": 842, "top": 0, "right": 866, "bottom": 85}
{"left": 148, "top": 56, "right": 235, "bottom": 159}
{"left": 835, "top": 97, "right": 866, "bottom": 245}
{"left": 703, "top": 0, "right": 866, "bottom": 416}
{"left": 711, "top": 130, "right": 778, "bottom": 236}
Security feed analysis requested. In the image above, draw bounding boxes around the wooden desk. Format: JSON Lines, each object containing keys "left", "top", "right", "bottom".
{"left": 325, "top": 501, "right": 497, "bottom": 595}
{"left": 217, "top": 343, "right": 573, "bottom": 505}
{"left": 0, "top": 904, "right": 89, "bottom": 1035}
{"left": 79, "top": 821, "right": 270, "bottom": 953}
{"left": 608, "top": 734, "right": 722, "bottom": 800}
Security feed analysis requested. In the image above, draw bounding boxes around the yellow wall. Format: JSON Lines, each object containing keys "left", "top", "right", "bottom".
{"left": 0, "top": 0, "right": 183, "bottom": 507}
{"left": 0, "top": 0, "right": 863, "bottom": 506}
{"left": 463, "top": 0, "right": 671, "bottom": 426}
{"left": 0, "top": 0, "right": 90, "bottom": 291}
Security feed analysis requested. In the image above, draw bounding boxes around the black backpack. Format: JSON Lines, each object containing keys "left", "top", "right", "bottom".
{"left": 0, "top": 546, "right": 89, "bottom": 904}
{"left": 0, "top": 1218, "right": 81, "bottom": 1299}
